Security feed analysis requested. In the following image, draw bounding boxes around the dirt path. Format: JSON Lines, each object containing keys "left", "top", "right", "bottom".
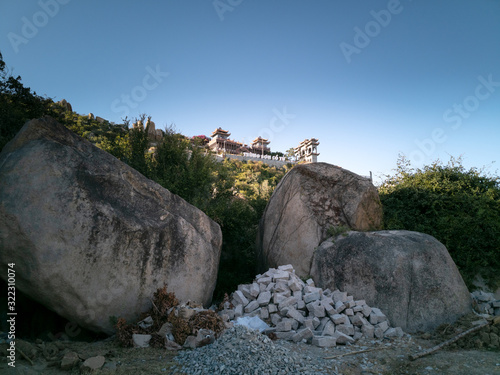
{"left": 2, "top": 334, "right": 499, "bottom": 375}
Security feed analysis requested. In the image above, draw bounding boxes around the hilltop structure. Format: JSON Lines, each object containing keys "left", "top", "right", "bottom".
{"left": 207, "top": 128, "right": 272, "bottom": 156}
{"left": 208, "top": 128, "right": 245, "bottom": 154}
{"left": 294, "top": 138, "right": 319, "bottom": 163}
{"left": 251, "top": 136, "right": 270, "bottom": 155}
{"left": 205, "top": 128, "right": 321, "bottom": 165}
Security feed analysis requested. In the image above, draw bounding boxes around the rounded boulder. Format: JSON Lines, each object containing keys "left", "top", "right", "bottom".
{"left": 310, "top": 230, "right": 472, "bottom": 332}
{"left": 257, "top": 163, "right": 382, "bottom": 277}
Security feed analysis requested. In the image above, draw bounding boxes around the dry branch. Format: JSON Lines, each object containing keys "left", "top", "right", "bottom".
{"left": 17, "top": 347, "right": 34, "bottom": 366}
{"left": 409, "top": 320, "right": 489, "bottom": 361}
{"left": 324, "top": 346, "right": 387, "bottom": 359}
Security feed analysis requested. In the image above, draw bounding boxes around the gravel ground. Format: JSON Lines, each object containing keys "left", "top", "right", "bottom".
{"left": 172, "top": 325, "right": 335, "bottom": 374}
{"left": 2, "top": 324, "right": 499, "bottom": 374}
{"left": 171, "top": 324, "right": 500, "bottom": 375}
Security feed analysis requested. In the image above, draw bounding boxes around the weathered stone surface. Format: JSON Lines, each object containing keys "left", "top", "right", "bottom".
{"left": 311, "top": 230, "right": 472, "bottom": 332}
{"left": 333, "top": 331, "right": 355, "bottom": 345}
{"left": 245, "top": 300, "right": 260, "bottom": 313}
{"left": 272, "top": 269, "right": 290, "bottom": 281}
{"left": 257, "top": 276, "right": 272, "bottom": 285}
{"left": 384, "top": 327, "right": 404, "bottom": 338}
{"left": 333, "top": 291, "right": 348, "bottom": 304}
{"left": 234, "top": 304, "right": 243, "bottom": 317}
{"left": 286, "top": 307, "right": 305, "bottom": 324}
{"left": 335, "top": 301, "right": 346, "bottom": 313}
{"left": 278, "top": 296, "right": 297, "bottom": 310}
{"left": 312, "top": 336, "right": 336, "bottom": 347}
{"left": 307, "top": 300, "right": 325, "bottom": 318}
{"left": 362, "top": 323, "right": 375, "bottom": 339}
{"left": 350, "top": 314, "right": 368, "bottom": 327}
{"left": 278, "top": 264, "right": 294, "bottom": 272}
{"left": 331, "top": 313, "right": 347, "bottom": 325}
{"left": 288, "top": 279, "right": 303, "bottom": 292}
{"left": 0, "top": 117, "right": 222, "bottom": 334}
{"left": 260, "top": 307, "right": 269, "bottom": 320}
{"left": 60, "top": 352, "right": 79, "bottom": 370}
{"left": 324, "top": 302, "right": 336, "bottom": 316}
{"left": 292, "top": 327, "right": 313, "bottom": 342}
{"left": 81, "top": 356, "right": 105, "bottom": 371}
{"left": 336, "top": 323, "right": 354, "bottom": 336}
{"left": 376, "top": 320, "right": 389, "bottom": 332}
{"left": 257, "top": 291, "right": 272, "bottom": 306}
{"left": 322, "top": 321, "right": 336, "bottom": 336}
{"left": 249, "top": 283, "right": 260, "bottom": 298}
{"left": 133, "top": 334, "right": 152, "bottom": 348}
{"left": 369, "top": 308, "right": 388, "bottom": 325}
{"left": 303, "top": 292, "right": 321, "bottom": 304}
{"left": 238, "top": 285, "right": 253, "bottom": 300}
{"left": 257, "top": 163, "right": 383, "bottom": 277}
{"left": 276, "top": 320, "right": 292, "bottom": 332}
{"left": 233, "top": 290, "right": 249, "bottom": 306}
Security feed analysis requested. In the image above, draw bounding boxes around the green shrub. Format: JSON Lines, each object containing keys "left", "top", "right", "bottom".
{"left": 0, "top": 52, "right": 51, "bottom": 151}
{"left": 379, "top": 155, "right": 500, "bottom": 288}
{"left": 327, "top": 225, "right": 350, "bottom": 238}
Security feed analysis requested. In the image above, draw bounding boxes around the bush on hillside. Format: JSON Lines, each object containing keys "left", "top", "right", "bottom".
{"left": 0, "top": 52, "right": 50, "bottom": 151}
{"left": 379, "top": 155, "right": 500, "bottom": 289}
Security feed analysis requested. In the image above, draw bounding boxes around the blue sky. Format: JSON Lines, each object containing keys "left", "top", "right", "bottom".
{"left": 1, "top": 0, "right": 499, "bottom": 183}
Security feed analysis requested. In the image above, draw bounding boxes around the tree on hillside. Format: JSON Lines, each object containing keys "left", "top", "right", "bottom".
{"left": 379, "top": 155, "right": 500, "bottom": 288}
{"left": 285, "top": 147, "right": 295, "bottom": 159}
{"left": 0, "top": 52, "right": 50, "bottom": 151}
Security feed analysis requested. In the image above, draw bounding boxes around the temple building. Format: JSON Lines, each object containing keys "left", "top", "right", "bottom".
{"left": 294, "top": 138, "right": 319, "bottom": 163}
{"left": 250, "top": 136, "right": 270, "bottom": 155}
{"left": 207, "top": 128, "right": 244, "bottom": 154}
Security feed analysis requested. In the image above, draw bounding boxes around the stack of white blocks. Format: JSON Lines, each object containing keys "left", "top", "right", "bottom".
{"left": 219, "top": 264, "right": 403, "bottom": 347}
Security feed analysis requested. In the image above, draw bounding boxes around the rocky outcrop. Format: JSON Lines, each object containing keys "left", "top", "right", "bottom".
{"left": 257, "top": 163, "right": 382, "bottom": 278}
{"left": 0, "top": 117, "right": 222, "bottom": 334}
{"left": 310, "top": 230, "right": 472, "bottom": 332}
{"left": 56, "top": 99, "right": 72, "bottom": 112}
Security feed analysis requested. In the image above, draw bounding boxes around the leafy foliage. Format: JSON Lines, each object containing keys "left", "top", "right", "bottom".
{"left": 379, "top": 155, "right": 500, "bottom": 288}
{"left": 327, "top": 225, "right": 350, "bottom": 238}
{"left": 0, "top": 52, "right": 51, "bottom": 151}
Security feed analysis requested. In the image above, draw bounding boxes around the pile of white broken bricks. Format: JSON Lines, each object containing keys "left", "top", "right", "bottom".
{"left": 218, "top": 264, "right": 404, "bottom": 347}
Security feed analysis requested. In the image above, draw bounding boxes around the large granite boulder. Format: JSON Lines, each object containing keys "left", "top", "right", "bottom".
{"left": 310, "top": 230, "right": 472, "bottom": 332}
{"left": 257, "top": 163, "right": 382, "bottom": 277}
{"left": 0, "top": 117, "right": 222, "bottom": 334}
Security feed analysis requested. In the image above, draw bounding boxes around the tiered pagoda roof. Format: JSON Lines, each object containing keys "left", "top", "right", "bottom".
{"left": 211, "top": 127, "right": 231, "bottom": 138}
{"left": 252, "top": 136, "right": 270, "bottom": 146}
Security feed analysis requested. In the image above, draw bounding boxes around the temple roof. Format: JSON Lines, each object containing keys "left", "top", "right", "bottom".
{"left": 211, "top": 127, "right": 231, "bottom": 137}
{"left": 252, "top": 136, "right": 270, "bottom": 145}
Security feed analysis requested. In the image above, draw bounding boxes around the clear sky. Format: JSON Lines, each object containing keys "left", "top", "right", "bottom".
{"left": 1, "top": 0, "right": 499, "bottom": 183}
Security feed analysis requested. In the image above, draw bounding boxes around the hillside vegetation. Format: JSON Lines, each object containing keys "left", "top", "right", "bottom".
{"left": 2, "top": 52, "right": 498, "bottom": 296}
{"left": 379, "top": 155, "right": 500, "bottom": 289}
{"left": 1, "top": 53, "right": 289, "bottom": 298}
